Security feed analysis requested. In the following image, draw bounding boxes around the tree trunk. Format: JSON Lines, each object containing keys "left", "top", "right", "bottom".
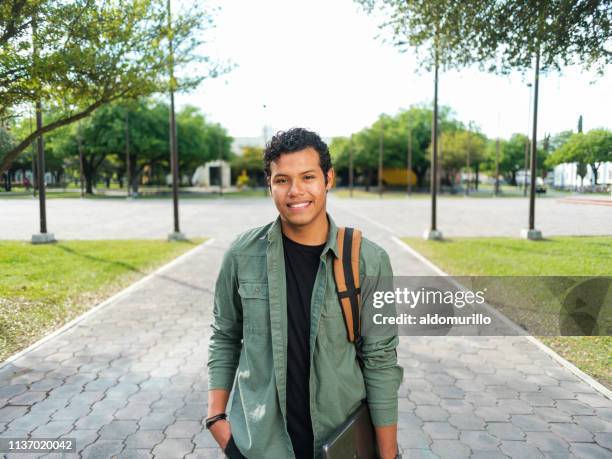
{"left": 414, "top": 166, "right": 427, "bottom": 189}
{"left": 3, "top": 173, "right": 10, "bottom": 191}
{"left": 475, "top": 164, "right": 479, "bottom": 190}
{"left": 85, "top": 171, "right": 94, "bottom": 194}
{"left": 590, "top": 163, "right": 599, "bottom": 191}
{"left": 83, "top": 157, "right": 95, "bottom": 195}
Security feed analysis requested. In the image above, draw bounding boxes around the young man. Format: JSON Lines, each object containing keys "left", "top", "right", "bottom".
{"left": 207, "top": 128, "right": 403, "bottom": 458}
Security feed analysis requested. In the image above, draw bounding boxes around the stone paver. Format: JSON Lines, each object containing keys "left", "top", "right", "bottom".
{"left": 1, "top": 198, "right": 611, "bottom": 458}
{"left": 423, "top": 422, "right": 458, "bottom": 440}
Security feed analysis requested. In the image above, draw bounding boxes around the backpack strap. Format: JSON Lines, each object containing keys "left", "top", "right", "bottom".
{"left": 333, "top": 227, "right": 362, "bottom": 343}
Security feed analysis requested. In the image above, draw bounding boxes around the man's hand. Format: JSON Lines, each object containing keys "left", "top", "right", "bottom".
{"left": 210, "top": 419, "right": 232, "bottom": 450}
{"left": 375, "top": 424, "right": 398, "bottom": 459}
{"left": 208, "top": 389, "right": 232, "bottom": 450}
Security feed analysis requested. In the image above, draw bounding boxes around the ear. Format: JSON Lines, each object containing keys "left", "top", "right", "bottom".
{"left": 326, "top": 168, "right": 335, "bottom": 191}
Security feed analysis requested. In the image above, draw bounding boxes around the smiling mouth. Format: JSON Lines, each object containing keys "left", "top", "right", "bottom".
{"left": 287, "top": 201, "right": 312, "bottom": 209}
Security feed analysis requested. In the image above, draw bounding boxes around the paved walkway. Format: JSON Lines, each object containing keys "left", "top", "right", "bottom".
{"left": 1, "top": 194, "right": 612, "bottom": 240}
{"left": 1, "top": 199, "right": 611, "bottom": 458}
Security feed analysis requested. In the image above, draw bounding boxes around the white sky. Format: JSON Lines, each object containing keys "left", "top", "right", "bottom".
{"left": 175, "top": 0, "right": 612, "bottom": 141}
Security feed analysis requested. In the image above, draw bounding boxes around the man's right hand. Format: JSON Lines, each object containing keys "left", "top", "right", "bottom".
{"left": 210, "top": 419, "right": 232, "bottom": 450}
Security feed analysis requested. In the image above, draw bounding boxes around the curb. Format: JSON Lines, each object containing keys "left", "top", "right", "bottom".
{"left": 391, "top": 235, "right": 612, "bottom": 401}
{"left": 0, "top": 238, "right": 216, "bottom": 372}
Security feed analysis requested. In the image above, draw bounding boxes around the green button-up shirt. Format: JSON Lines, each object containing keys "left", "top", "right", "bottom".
{"left": 207, "top": 213, "right": 403, "bottom": 458}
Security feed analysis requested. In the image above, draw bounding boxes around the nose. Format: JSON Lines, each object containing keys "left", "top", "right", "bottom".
{"left": 288, "top": 179, "right": 304, "bottom": 197}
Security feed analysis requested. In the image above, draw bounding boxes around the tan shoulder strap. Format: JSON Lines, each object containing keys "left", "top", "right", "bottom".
{"left": 333, "top": 227, "right": 362, "bottom": 342}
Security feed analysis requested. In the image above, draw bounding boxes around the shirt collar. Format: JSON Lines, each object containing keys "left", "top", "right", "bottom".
{"left": 266, "top": 212, "right": 340, "bottom": 259}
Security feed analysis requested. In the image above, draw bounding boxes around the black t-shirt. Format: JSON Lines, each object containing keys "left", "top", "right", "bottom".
{"left": 282, "top": 232, "right": 325, "bottom": 459}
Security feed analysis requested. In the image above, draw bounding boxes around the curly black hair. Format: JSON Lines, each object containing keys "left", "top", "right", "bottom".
{"left": 263, "top": 127, "right": 332, "bottom": 184}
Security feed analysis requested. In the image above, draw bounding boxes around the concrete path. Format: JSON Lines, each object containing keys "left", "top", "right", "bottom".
{"left": 1, "top": 198, "right": 611, "bottom": 458}
{"left": 1, "top": 194, "right": 612, "bottom": 240}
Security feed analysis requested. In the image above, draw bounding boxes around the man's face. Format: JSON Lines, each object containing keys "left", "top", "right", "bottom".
{"left": 269, "top": 147, "right": 334, "bottom": 228}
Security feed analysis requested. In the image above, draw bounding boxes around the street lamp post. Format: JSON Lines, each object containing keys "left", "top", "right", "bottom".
{"left": 167, "top": 0, "right": 185, "bottom": 241}
{"left": 378, "top": 118, "right": 383, "bottom": 198}
{"left": 523, "top": 82, "right": 533, "bottom": 197}
{"left": 495, "top": 138, "right": 500, "bottom": 196}
{"left": 424, "top": 47, "right": 443, "bottom": 240}
{"left": 77, "top": 123, "right": 85, "bottom": 198}
{"left": 407, "top": 125, "right": 412, "bottom": 196}
{"left": 125, "top": 110, "right": 131, "bottom": 199}
{"left": 30, "top": 113, "right": 36, "bottom": 198}
{"left": 523, "top": 137, "right": 529, "bottom": 196}
{"left": 521, "top": 46, "right": 543, "bottom": 240}
{"left": 31, "top": 17, "right": 55, "bottom": 244}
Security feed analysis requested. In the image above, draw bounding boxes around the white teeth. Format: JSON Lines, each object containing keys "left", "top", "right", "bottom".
{"left": 289, "top": 202, "right": 309, "bottom": 208}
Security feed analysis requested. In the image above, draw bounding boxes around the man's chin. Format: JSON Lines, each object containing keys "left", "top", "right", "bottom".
{"left": 280, "top": 212, "right": 314, "bottom": 227}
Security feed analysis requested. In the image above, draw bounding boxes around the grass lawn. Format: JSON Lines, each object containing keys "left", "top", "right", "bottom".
{"left": 0, "top": 189, "right": 269, "bottom": 200}
{"left": 403, "top": 236, "right": 612, "bottom": 390}
{"left": 332, "top": 189, "right": 428, "bottom": 199}
{"left": 0, "top": 238, "right": 204, "bottom": 362}
{"left": 330, "top": 187, "right": 572, "bottom": 199}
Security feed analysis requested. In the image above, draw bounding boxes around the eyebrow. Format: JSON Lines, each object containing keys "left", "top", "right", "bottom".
{"left": 273, "top": 170, "right": 317, "bottom": 177}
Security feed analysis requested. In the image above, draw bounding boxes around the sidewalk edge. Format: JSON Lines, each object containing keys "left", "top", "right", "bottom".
{"left": 0, "top": 238, "right": 216, "bottom": 372}
{"left": 391, "top": 235, "right": 612, "bottom": 401}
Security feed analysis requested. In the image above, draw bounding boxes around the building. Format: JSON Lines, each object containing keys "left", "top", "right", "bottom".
{"left": 553, "top": 161, "right": 612, "bottom": 190}
{"left": 192, "top": 160, "right": 231, "bottom": 188}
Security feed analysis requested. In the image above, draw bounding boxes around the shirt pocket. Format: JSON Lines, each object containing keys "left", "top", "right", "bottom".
{"left": 319, "top": 293, "right": 350, "bottom": 349}
{"left": 238, "top": 281, "right": 270, "bottom": 337}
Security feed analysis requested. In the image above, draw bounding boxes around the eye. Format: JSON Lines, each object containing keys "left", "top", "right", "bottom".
{"left": 304, "top": 175, "right": 315, "bottom": 180}
{"left": 275, "top": 178, "right": 287, "bottom": 184}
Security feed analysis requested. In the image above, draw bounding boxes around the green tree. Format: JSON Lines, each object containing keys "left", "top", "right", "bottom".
{"left": 331, "top": 104, "right": 462, "bottom": 190}
{"left": 546, "top": 133, "right": 589, "bottom": 189}
{"left": 549, "top": 130, "right": 573, "bottom": 152}
{"left": 0, "top": 0, "right": 227, "bottom": 173}
{"left": 583, "top": 129, "right": 612, "bottom": 187}
{"left": 549, "top": 130, "right": 612, "bottom": 190}
{"left": 481, "top": 2, "right": 612, "bottom": 75}
{"left": 500, "top": 134, "right": 530, "bottom": 186}
{"left": 437, "top": 129, "right": 486, "bottom": 189}
{"left": 49, "top": 100, "right": 231, "bottom": 194}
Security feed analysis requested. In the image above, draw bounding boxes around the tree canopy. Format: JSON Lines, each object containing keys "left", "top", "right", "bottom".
{"left": 329, "top": 104, "right": 462, "bottom": 188}
{"left": 0, "top": 0, "right": 228, "bottom": 173}
{"left": 354, "top": 0, "right": 496, "bottom": 71}
{"left": 33, "top": 99, "right": 232, "bottom": 193}
{"left": 482, "top": 1, "right": 612, "bottom": 75}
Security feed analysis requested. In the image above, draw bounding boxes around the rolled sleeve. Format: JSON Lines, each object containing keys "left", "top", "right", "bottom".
{"left": 207, "top": 247, "right": 243, "bottom": 391}
{"left": 359, "top": 249, "right": 404, "bottom": 427}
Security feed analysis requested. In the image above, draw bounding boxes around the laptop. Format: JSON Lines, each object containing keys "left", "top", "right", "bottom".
{"left": 321, "top": 401, "right": 378, "bottom": 459}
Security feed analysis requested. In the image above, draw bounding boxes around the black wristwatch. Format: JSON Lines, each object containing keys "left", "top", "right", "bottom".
{"left": 205, "top": 412, "right": 227, "bottom": 430}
